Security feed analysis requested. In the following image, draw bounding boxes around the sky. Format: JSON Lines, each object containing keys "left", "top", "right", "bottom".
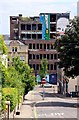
{"left": 0, "top": 0, "right": 78, "bottom": 35}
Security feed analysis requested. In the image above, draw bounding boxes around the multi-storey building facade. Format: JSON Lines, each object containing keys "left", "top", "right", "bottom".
{"left": 10, "top": 13, "right": 69, "bottom": 84}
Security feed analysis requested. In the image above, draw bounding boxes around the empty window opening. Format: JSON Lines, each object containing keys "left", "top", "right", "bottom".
{"left": 32, "top": 34, "right": 36, "bottom": 39}
{"left": 50, "top": 14, "right": 56, "bottom": 22}
{"left": 27, "top": 24, "right": 31, "bottom": 30}
{"left": 51, "top": 44, "right": 53, "bottom": 49}
{"left": 36, "top": 64, "right": 39, "bottom": 70}
{"left": 54, "top": 54, "right": 57, "bottom": 59}
{"left": 50, "top": 24, "right": 56, "bottom": 32}
{"left": 47, "top": 44, "right": 50, "bottom": 49}
{"left": 44, "top": 54, "right": 46, "bottom": 58}
{"left": 47, "top": 54, "right": 49, "bottom": 59}
{"left": 12, "top": 17, "right": 17, "bottom": 21}
{"left": 29, "top": 64, "right": 32, "bottom": 68}
{"left": 37, "top": 34, "right": 42, "bottom": 39}
{"left": 51, "top": 64, "right": 53, "bottom": 70}
{"left": 21, "top": 34, "right": 26, "bottom": 39}
{"left": 36, "top": 55, "right": 39, "bottom": 59}
{"left": 50, "top": 33, "right": 56, "bottom": 39}
{"left": 21, "top": 24, "right": 25, "bottom": 30}
{"left": 33, "top": 54, "right": 35, "bottom": 59}
{"left": 44, "top": 44, "right": 46, "bottom": 49}
{"left": 54, "top": 64, "right": 57, "bottom": 70}
{"left": 29, "top": 43, "right": 32, "bottom": 49}
{"left": 38, "top": 24, "right": 42, "bottom": 30}
{"left": 40, "top": 54, "right": 42, "bottom": 59}
{"left": 27, "top": 34, "right": 31, "bottom": 39}
{"left": 33, "top": 44, "right": 35, "bottom": 49}
{"left": 32, "top": 24, "right": 36, "bottom": 30}
{"left": 29, "top": 54, "right": 32, "bottom": 59}
{"left": 33, "top": 64, "right": 35, "bottom": 70}
{"left": 48, "top": 64, "right": 49, "bottom": 70}
{"left": 40, "top": 44, "right": 42, "bottom": 49}
{"left": 51, "top": 54, "right": 53, "bottom": 59}
{"left": 37, "top": 44, "right": 39, "bottom": 49}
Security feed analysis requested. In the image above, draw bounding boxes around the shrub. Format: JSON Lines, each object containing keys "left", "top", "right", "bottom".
{"left": 2, "top": 88, "right": 18, "bottom": 111}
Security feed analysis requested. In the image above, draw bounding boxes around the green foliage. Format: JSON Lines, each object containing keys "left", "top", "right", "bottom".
{"left": 0, "top": 35, "right": 8, "bottom": 54}
{"left": 2, "top": 56, "right": 35, "bottom": 112}
{"left": 12, "top": 57, "right": 35, "bottom": 94}
{"left": 55, "top": 16, "right": 79, "bottom": 77}
{"left": 2, "top": 88, "right": 18, "bottom": 111}
{"left": 40, "top": 58, "right": 48, "bottom": 79}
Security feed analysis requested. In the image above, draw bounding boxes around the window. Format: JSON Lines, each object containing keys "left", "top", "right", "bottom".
{"left": 33, "top": 44, "right": 35, "bottom": 49}
{"left": 37, "top": 34, "right": 42, "bottom": 39}
{"left": 54, "top": 54, "right": 57, "bottom": 59}
{"left": 36, "top": 64, "right": 39, "bottom": 70}
{"left": 12, "top": 47, "right": 14, "bottom": 52}
{"left": 47, "top": 54, "right": 49, "bottom": 59}
{"left": 38, "top": 24, "right": 42, "bottom": 30}
{"left": 21, "top": 24, "right": 25, "bottom": 30}
{"left": 29, "top": 44, "right": 32, "bottom": 49}
{"left": 54, "top": 63, "right": 57, "bottom": 70}
{"left": 20, "top": 56, "right": 25, "bottom": 61}
{"left": 12, "top": 47, "right": 17, "bottom": 52}
{"left": 37, "top": 44, "right": 39, "bottom": 49}
{"left": 36, "top": 55, "right": 39, "bottom": 59}
{"left": 44, "top": 44, "right": 46, "bottom": 49}
{"left": 51, "top": 64, "right": 53, "bottom": 70}
{"left": 33, "top": 54, "right": 35, "bottom": 59}
{"left": 27, "top": 34, "right": 31, "bottom": 39}
{"left": 44, "top": 54, "right": 46, "bottom": 58}
{"left": 48, "top": 64, "right": 49, "bottom": 70}
{"left": 29, "top": 54, "right": 32, "bottom": 59}
{"left": 15, "top": 47, "right": 17, "bottom": 52}
{"left": 51, "top": 44, "right": 53, "bottom": 49}
{"left": 33, "top": 64, "right": 35, "bottom": 70}
{"left": 47, "top": 44, "right": 49, "bottom": 49}
{"left": 32, "top": 34, "right": 36, "bottom": 39}
{"left": 27, "top": 24, "right": 31, "bottom": 30}
{"left": 40, "top": 54, "right": 42, "bottom": 59}
{"left": 32, "top": 24, "right": 36, "bottom": 30}
{"left": 40, "top": 44, "right": 42, "bottom": 49}
{"left": 51, "top": 54, "right": 53, "bottom": 59}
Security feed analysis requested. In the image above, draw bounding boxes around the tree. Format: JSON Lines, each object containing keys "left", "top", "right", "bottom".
{"left": 0, "top": 35, "right": 7, "bottom": 54}
{"left": 40, "top": 58, "right": 48, "bottom": 79}
{"left": 55, "top": 16, "right": 79, "bottom": 77}
{"left": 12, "top": 57, "right": 35, "bottom": 93}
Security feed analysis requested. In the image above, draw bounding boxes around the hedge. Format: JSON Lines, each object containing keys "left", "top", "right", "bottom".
{"left": 2, "top": 88, "right": 18, "bottom": 112}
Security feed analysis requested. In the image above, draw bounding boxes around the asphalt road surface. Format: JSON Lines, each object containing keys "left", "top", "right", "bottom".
{"left": 33, "top": 85, "right": 78, "bottom": 119}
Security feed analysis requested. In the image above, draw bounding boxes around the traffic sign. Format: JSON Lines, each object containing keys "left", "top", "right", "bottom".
{"left": 42, "top": 78, "right": 46, "bottom": 84}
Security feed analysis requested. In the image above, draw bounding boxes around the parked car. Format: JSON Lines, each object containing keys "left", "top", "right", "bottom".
{"left": 43, "top": 83, "right": 52, "bottom": 88}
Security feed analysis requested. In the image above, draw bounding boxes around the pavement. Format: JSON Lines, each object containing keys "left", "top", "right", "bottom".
{"left": 9, "top": 91, "right": 35, "bottom": 119}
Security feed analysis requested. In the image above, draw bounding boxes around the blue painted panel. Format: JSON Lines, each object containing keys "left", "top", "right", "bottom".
{"left": 36, "top": 74, "right": 41, "bottom": 83}
{"left": 45, "top": 74, "right": 49, "bottom": 82}
{"left": 49, "top": 74, "right": 57, "bottom": 85}
{"left": 40, "top": 15, "right": 46, "bottom": 40}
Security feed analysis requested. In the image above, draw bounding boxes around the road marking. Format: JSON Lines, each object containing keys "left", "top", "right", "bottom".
{"left": 33, "top": 104, "right": 38, "bottom": 120}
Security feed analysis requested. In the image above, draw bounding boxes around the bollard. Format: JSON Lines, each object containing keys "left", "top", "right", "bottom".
{"left": 5, "top": 101, "right": 10, "bottom": 120}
